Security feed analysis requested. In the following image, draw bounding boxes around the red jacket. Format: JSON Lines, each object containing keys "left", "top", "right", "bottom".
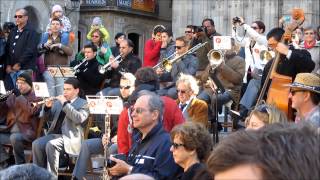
{"left": 143, "top": 39, "right": 162, "bottom": 67}
{"left": 117, "top": 96, "right": 185, "bottom": 155}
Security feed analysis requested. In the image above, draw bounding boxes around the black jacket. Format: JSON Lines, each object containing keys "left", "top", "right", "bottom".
{"left": 76, "top": 57, "right": 105, "bottom": 95}
{"left": 105, "top": 53, "right": 141, "bottom": 88}
{"left": 6, "top": 23, "right": 39, "bottom": 70}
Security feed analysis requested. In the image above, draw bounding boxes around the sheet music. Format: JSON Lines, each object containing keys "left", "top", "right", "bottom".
{"left": 33, "top": 82, "right": 50, "bottom": 97}
{"left": 86, "top": 96, "right": 123, "bottom": 115}
{"left": 47, "top": 66, "right": 75, "bottom": 78}
{"left": 213, "top": 36, "right": 232, "bottom": 50}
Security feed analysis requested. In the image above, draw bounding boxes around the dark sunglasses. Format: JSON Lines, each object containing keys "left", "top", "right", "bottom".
{"left": 91, "top": 35, "right": 100, "bottom": 38}
{"left": 290, "top": 90, "right": 305, "bottom": 96}
{"left": 172, "top": 143, "right": 185, "bottom": 149}
{"left": 176, "top": 89, "right": 187, "bottom": 94}
{"left": 14, "top": 15, "right": 25, "bottom": 19}
{"left": 120, "top": 85, "right": 131, "bottom": 90}
{"left": 251, "top": 26, "right": 258, "bottom": 30}
{"left": 185, "top": 31, "right": 193, "bottom": 34}
{"left": 175, "top": 45, "right": 185, "bottom": 50}
{"left": 131, "top": 107, "right": 148, "bottom": 114}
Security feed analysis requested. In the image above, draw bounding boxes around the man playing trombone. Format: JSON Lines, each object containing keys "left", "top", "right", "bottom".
{"left": 32, "top": 77, "right": 89, "bottom": 176}
{"left": 156, "top": 36, "right": 198, "bottom": 99}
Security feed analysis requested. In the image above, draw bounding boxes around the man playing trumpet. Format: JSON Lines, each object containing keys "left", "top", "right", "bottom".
{"left": 32, "top": 77, "right": 89, "bottom": 176}
{"left": 0, "top": 72, "right": 41, "bottom": 168}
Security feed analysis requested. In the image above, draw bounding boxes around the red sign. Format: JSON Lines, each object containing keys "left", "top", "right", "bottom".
{"left": 132, "top": 0, "right": 155, "bottom": 13}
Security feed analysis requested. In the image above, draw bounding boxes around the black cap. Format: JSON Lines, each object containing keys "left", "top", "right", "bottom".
{"left": 17, "top": 72, "right": 33, "bottom": 87}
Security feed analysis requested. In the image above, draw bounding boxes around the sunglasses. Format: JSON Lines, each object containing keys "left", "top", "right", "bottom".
{"left": 175, "top": 45, "right": 185, "bottom": 50}
{"left": 251, "top": 26, "right": 259, "bottom": 30}
{"left": 185, "top": 31, "right": 193, "bottom": 34}
{"left": 91, "top": 35, "right": 100, "bottom": 38}
{"left": 120, "top": 85, "right": 131, "bottom": 90}
{"left": 131, "top": 107, "right": 149, "bottom": 114}
{"left": 176, "top": 89, "right": 188, "bottom": 94}
{"left": 171, "top": 143, "right": 185, "bottom": 149}
{"left": 14, "top": 15, "right": 25, "bottom": 19}
{"left": 290, "top": 90, "right": 305, "bottom": 96}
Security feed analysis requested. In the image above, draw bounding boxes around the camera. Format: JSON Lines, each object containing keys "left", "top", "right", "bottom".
{"left": 106, "top": 153, "right": 127, "bottom": 168}
{"left": 232, "top": 17, "right": 241, "bottom": 24}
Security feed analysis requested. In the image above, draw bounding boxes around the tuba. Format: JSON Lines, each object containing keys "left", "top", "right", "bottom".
{"left": 207, "top": 49, "right": 224, "bottom": 70}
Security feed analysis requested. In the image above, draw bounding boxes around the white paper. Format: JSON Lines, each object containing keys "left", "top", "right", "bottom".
{"left": 0, "top": 80, "right": 6, "bottom": 94}
{"left": 213, "top": 36, "right": 232, "bottom": 50}
{"left": 47, "top": 66, "right": 75, "bottom": 78}
{"left": 33, "top": 82, "right": 50, "bottom": 97}
{"left": 86, "top": 96, "right": 123, "bottom": 115}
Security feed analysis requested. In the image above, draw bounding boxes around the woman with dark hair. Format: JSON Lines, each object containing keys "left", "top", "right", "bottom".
{"left": 75, "top": 29, "right": 112, "bottom": 65}
{"left": 170, "top": 122, "right": 212, "bottom": 180}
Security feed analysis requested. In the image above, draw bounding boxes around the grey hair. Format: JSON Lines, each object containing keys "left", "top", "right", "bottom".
{"left": 0, "top": 163, "right": 56, "bottom": 180}
{"left": 16, "top": 8, "right": 28, "bottom": 16}
{"left": 176, "top": 73, "right": 199, "bottom": 95}
{"left": 138, "top": 90, "right": 164, "bottom": 121}
{"left": 303, "top": 25, "right": 316, "bottom": 33}
{"left": 121, "top": 72, "right": 136, "bottom": 86}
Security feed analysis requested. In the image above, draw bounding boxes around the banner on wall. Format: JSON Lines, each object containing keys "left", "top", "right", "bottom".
{"left": 132, "top": 0, "right": 155, "bottom": 13}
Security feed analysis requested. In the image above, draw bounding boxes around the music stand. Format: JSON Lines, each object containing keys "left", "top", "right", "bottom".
{"left": 47, "top": 65, "right": 75, "bottom": 79}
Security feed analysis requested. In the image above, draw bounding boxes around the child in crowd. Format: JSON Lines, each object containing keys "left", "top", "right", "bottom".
{"left": 86, "top": 17, "right": 110, "bottom": 44}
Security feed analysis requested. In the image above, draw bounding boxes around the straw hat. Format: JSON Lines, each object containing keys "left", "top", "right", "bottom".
{"left": 286, "top": 73, "right": 320, "bottom": 94}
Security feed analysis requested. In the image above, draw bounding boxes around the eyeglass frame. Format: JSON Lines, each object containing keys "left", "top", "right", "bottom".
{"left": 14, "top": 15, "right": 25, "bottom": 19}
{"left": 171, "top": 142, "right": 185, "bottom": 149}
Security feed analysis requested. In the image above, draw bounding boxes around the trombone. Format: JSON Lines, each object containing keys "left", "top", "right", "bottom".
{"left": 153, "top": 42, "right": 208, "bottom": 72}
{"left": 99, "top": 54, "right": 123, "bottom": 74}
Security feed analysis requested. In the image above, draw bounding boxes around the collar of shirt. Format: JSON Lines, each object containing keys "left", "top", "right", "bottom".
{"left": 179, "top": 96, "right": 194, "bottom": 112}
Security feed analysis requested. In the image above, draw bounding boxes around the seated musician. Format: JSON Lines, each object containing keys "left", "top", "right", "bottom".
{"left": 75, "top": 43, "right": 105, "bottom": 95}
{"left": 32, "top": 77, "right": 89, "bottom": 176}
{"left": 156, "top": 36, "right": 198, "bottom": 99}
{"left": 72, "top": 73, "right": 136, "bottom": 179}
{"left": 176, "top": 74, "right": 208, "bottom": 127}
{"left": 198, "top": 41, "right": 245, "bottom": 125}
{"left": 100, "top": 39, "right": 142, "bottom": 96}
{"left": 109, "top": 93, "right": 181, "bottom": 179}
{"left": 38, "top": 18, "right": 73, "bottom": 97}
{"left": 287, "top": 73, "right": 320, "bottom": 127}
{"left": 0, "top": 72, "right": 41, "bottom": 168}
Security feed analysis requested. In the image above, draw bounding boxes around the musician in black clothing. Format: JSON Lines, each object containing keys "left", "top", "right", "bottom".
{"left": 260, "top": 28, "right": 315, "bottom": 97}
{"left": 102, "top": 39, "right": 141, "bottom": 96}
{"left": 75, "top": 43, "right": 105, "bottom": 95}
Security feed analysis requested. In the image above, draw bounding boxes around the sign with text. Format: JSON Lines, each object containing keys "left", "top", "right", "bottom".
{"left": 86, "top": 96, "right": 123, "bottom": 115}
{"left": 33, "top": 82, "right": 50, "bottom": 98}
{"left": 213, "top": 36, "right": 232, "bottom": 50}
{"left": 117, "top": 0, "right": 132, "bottom": 8}
{"left": 132, "top": 0, "right": 155, "bottom": 12}
{"left": 85, "top": 0, "right": 106, "bottom": 6}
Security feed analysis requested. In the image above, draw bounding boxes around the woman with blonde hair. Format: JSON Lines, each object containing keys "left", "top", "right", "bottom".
{"left": 246, "top": 104, "right": 288, "bottom": 130}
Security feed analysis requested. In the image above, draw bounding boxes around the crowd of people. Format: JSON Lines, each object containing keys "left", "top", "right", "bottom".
{"left": 0, "top": 4, "right": 319, "bottom": 180}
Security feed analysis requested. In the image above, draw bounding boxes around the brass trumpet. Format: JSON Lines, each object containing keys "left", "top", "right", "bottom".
{"left": 73, "top": 57, "right": 88, "bottom": 73}
{"left": 99, "top": 54, "right": 123, "bottom": 74}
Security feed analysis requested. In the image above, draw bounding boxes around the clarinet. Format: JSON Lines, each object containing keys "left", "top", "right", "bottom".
{"left": 103, "top": 113, "right": 111, "bottom": 180}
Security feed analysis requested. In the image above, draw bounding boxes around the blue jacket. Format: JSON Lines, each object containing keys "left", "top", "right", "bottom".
{"left": 128, "top": 122, "right": 181, "bottom": 180}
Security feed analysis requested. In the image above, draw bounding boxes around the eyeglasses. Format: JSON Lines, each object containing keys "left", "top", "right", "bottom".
{"left": 171, "top": 143, "right": 185, "bottom": 149}
{"left": 290, "top": 90, "right": 305, "bottom": 96}
{"left": 251, "top": 26, "right": 259, "bottom": 30}
{"left": 14, "top": 15, "right": 25, "bottom": 19}
{"left": 185, "top": 31, "right": 193, "bottom": 34}
{"left": 304, "top": 32, "right": 314, "bottom": 35}
{"left": 176, "top": 89, "right": 188, "bottom": 94}
{"left": 91, "top": 35, "right": 100, "bottom": 38}
{"left": 175, "top": 45, "right": 185, "bottom": 50}
{"left": 120, "top": 85, "right": 131, "bottom": 90}
{"left": 131, "top": 107, "right": 149, "bottom": 114}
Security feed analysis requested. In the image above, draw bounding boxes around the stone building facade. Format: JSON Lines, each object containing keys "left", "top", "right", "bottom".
{"left": 172, "top": 0, "right": 320, "bottom": 37}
